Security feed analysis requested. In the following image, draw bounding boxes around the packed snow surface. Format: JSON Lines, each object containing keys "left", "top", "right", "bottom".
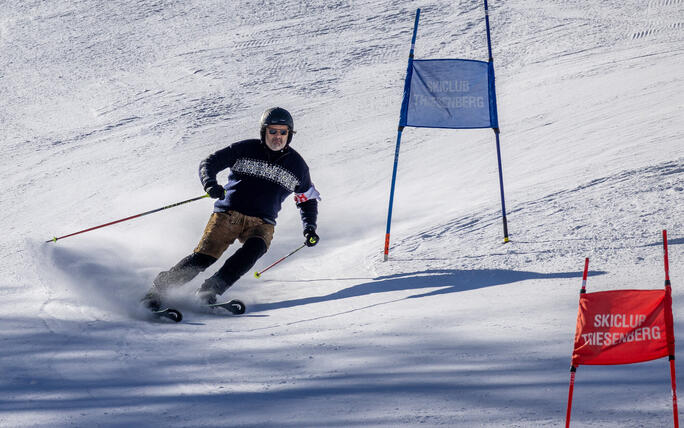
{"left": 1, "top": 0, "right": 683, "bottom": 426}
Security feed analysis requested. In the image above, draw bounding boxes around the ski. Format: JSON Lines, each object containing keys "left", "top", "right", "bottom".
{"left": 207, "top": 299, "right": 246, "bottom": 315}
{"left": 151, "top": 308, "right": 183, "bottom": 322}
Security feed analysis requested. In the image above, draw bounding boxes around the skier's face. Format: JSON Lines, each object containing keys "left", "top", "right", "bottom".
{"left": 265, "top": 125, "right": 289, "bottom": 151}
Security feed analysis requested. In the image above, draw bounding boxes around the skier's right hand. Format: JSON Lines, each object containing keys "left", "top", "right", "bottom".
{"left": 205, "top": 183, "right": 226, "bottom": 199}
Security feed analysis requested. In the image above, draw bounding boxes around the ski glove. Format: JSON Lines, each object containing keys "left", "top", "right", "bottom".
{"left": 205, "top": 183, "right": 225, "bottom": 199}
{"left": 304, "top": 227, "right": 319, "bottom": 247}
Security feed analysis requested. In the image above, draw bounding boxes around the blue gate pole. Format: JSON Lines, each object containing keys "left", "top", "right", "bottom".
{"left": 484, "top": 0, "right": 510, "bottom": 243}
{"left": 384, "top": 127, "right": 404, "bottom": 261}
{"left": 384, "top": 8, "right": 420, "bottom": 261}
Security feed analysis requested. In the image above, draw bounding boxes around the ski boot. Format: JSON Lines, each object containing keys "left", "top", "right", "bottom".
{"left": 140, "top": 287, "right": 163, "bottom": 312}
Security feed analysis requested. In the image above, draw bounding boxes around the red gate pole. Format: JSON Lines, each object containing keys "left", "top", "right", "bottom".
{"left": 671, "top": 359, "right": 680, "bottom": 428}
{"left": 663, "top": 230, "right": 680, "bottom": 428}
{"left": 566, "top": 257, "right": 590, "bottom": 428}
{"left": 565, "top": 366, "right": 577, "bottom": 428}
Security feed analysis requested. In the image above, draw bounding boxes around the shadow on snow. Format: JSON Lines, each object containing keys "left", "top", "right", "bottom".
{"left": 250, "top": 268, "right": 606, "bottom": 312}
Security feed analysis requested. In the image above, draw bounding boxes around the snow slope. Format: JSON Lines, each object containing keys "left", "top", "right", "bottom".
{"left": 1, "top": 0, "right": 683, "bottom": 426}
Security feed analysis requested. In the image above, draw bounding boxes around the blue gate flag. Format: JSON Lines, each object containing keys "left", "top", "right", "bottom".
{"left": 400, "top": 59, "right": 498, "bottom": 129}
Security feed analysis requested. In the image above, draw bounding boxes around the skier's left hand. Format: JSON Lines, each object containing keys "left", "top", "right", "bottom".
{"left": 304, "top": 227, "right": 319, "bottom": 247}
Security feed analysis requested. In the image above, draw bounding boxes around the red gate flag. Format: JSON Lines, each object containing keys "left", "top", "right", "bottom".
{"left": 572, "top": 287, "right": 674, "bottom": 366}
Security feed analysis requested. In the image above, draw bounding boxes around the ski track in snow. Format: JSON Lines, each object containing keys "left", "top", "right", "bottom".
{"left": 1, "top": 0, "right": 683, "bottom": 426}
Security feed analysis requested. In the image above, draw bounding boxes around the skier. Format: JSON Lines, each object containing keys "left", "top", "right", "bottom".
{"left": 142, "top": 107, "right": 320, "bottom": 310}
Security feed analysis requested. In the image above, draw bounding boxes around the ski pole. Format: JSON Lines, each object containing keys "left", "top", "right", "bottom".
{"left": 254, "top": 243, "right": 307, "bottom": 278}
{"left": 46, "top": 194, "right": 210, "bottom": 243}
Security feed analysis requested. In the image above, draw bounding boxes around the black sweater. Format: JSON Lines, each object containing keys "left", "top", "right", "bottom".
{"left": 199, "top": 139, "right": 319, "bottom": 230}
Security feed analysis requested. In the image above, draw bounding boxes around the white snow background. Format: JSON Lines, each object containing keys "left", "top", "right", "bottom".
{"left": 1, "top": 0, "right": 683, "bottom": 426}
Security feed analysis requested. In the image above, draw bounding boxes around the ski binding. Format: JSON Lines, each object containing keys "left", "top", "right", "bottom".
{"left": 208, "top": 299, "right": 246, "bottom": 315}
{"left": 152, "top": 308, "right": 183, "bottom": 322}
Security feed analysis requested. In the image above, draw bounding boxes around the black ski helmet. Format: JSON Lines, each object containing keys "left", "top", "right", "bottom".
{"left": 260, "top": 107, "right": 295, "bottom": 145}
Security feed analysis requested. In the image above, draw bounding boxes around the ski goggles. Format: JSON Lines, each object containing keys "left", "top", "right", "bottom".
{"left": 267, "top": 128, "right": 289, "bottom": 136}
